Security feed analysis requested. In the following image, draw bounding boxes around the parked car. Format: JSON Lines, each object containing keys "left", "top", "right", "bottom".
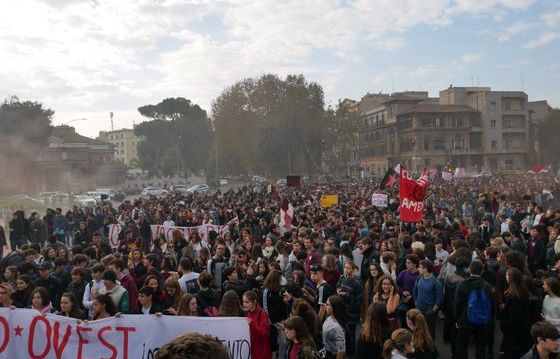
{"left": 187, "top": 184, "right": 210, "bottom": 194}
{"left": 141, "top": 187, "right": 169, "bottom": 196}
{"left": 170, "top": 184, "right": 189, "bottom": 195}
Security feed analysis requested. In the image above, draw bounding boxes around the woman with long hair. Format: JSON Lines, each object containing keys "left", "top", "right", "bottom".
{"left": 263, "top": 270, "right": 288, "bottom": 324}
{"left": 292, "top": 298, "right": 319, "bottom": 344}
{"left": 373, "top": 275, "right": 400, "bottom": 329}
{"left": 143, "top": 274, "right": 165, "bottom": 307}
{"left": 284, "top": 315, "right": 318, "bottom": 359}
{"left": 382, "top": 328, "right": 414, "bottom": 359}
{"left": 163, "top": 276, "right": 183, "bottom": 315}
{"left": 243, "top": 290, "right": 272, "bottom": 359}
{"left": 406, "top": 309, "right": 438, "bottom": 359}
{"left": 60, "top": 292, "right": 85, "bottom": 319}
{"left": 542, "top": 277, "right": 560, "bottom": 331}
{"left": 362, "top": 262, "right": 383, "bottom": 320}
{"left": 322, "top": 295, "right": 347, "bottom": 359}
{"left": 218, "top": 290, "right": 243, "bottom": 317}
{"left": 92, "top": 294, "right": 117, "bottom": 320}
{"left": 177, "top": 293, "right": 197, "bottom": 316}
{"left": 500, "top": 267, "right": 532, "bottom": 359}
{"left": 356, "top": 302, "right": 391, "bottom": 359}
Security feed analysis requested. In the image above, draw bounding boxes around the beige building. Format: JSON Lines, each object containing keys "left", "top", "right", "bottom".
{"left": 97, "top": 128, "right": 142, "bottom": 166}
{"left": 352, "top": 86, "right": 532, "bottom": 177}
{"left": 439, "top": 86, "right": 530, "bottom": 172}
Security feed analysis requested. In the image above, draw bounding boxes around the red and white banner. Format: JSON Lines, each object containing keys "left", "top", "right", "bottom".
{"left": 280, "top": 200, "right": 294, "bottom": 232}
{"left": 150, "top": 217, "right": 239, "bottom": 245}
{"left": 399, "top": 168, "right": 428, "bottom": 223}
{"left": 108, "top": 224, "right": 122, "bottom": 249}
{"left": 0, "top": 308, "right": 250, "bottom": 359}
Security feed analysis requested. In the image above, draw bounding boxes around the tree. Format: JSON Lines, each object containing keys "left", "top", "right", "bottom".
{"left": 324, "top": 100, "right": 361, "bottom": 176}
{"left": 135, "top": 98, "right": 212, "bottom": 177}
{"left": 537, "top": 108, "right": 560, "bottom": 164}
{"left": 0, "top": 96, "right": 53, "bottom": 193}
{"left": 212, "top": 74, "right": 327, "bottom": 176}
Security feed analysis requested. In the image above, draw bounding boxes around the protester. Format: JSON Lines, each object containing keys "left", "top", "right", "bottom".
{"left": 155, "top": 332, "right": 231, "bottom": 359}
{"left": 243, "top": 290, "right": 272, "bottom": 359}
{"left": 284, "top": 315, "right": 319, "bottom": 359}
{"left": 59, "top": 292, "right": 85, "bottom": 319}
{"left": 322, "top": 295, "right": 347, "bottom": 359}
{"left": 356, "top": 302, "right": 391, "bottom": 359}
{"left": 382, "top": 328, "right": 414, "bottom": 359}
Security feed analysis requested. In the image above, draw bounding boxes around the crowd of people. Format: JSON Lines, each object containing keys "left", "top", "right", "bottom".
{"left": 1, "top": 173, "right": 560, "bottom": 359}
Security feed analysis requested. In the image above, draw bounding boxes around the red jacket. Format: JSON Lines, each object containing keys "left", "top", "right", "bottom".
{"left": 246, "top": 305, "right": 272, "bottom": 359}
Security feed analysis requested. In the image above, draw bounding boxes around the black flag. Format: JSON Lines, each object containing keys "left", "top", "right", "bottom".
{"left": 379, "top": 167, "right": 397, "bottom": 190}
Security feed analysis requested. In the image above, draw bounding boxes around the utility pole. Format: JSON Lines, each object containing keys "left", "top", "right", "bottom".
{"left": 110, "top": 112, "right": 114, "bottom": 131}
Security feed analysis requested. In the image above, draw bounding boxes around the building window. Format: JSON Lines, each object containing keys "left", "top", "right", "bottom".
{"left": 452, "top": 136, "right": 464, "bottom": 149}
{"left": 505, "top": 157, "right": 514, "bottom": 170}
{"left": 435, "top": 117, "right": 441, "bottom": 127}
{"left": 491, "top": 140, "right": 497, "bottom": 148}
{"left": 491, "top": 120, "right": 496, "bottom": 128}
{"left": 490, "top": 102, "right": 497, "bottom": 111}
{"left": 490, "top": 158, "right": 498, "bottom": 170}
{"left": 503, "top": 120, "right": 512, "bottom": 128}
{"left": 434, "top": 139, "right": 445, "bottom": 150}
{"left": 424, "top": 138, "right": 429, "bottom": 151}
{"left": 453, "top": 116, "right": 463, "bottom": 127}
{"left": 505, "top": 140, "right": 512, "bottom": 149}
{"left": 504, "top": 101, "right": 511, "bottom": 111}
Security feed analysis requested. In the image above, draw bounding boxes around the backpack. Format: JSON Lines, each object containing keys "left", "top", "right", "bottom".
{"left": 467, "top": 289, "right": 491, "bottom": 325}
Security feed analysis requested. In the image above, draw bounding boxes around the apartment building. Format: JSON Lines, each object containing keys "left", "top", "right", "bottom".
{"left": 439, "top": 86, "right": 530, "bottom": 172}
{"left": 528, "top": 100, "right": 552, "bottom": 162}
{"left": 97, "top": 128, "right": 142, "bottom": 166}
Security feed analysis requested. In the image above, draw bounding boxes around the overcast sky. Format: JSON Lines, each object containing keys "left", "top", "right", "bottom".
{"left": 1, "top": 0, "right": 559, "bottom": 138}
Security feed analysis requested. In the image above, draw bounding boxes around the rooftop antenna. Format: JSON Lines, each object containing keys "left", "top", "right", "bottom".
{"left": 110, "top": 112, "right": 114, "bottom": 131}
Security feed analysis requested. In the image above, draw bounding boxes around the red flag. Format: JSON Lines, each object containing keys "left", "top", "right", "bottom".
{"left": 399, "top": 167, "right": 428, "bottom": 223}
{"left": 280, "top": 199, "right": 294, "bottom": 231}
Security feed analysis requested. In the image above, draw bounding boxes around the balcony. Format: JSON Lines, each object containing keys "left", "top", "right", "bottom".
{"left": 502, "top": 126, "right": 526, "bottom": 133}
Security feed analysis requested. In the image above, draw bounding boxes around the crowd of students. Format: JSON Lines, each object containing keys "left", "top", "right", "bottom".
{"left": 0, "top": 174, "right": 560, "bottom": 359}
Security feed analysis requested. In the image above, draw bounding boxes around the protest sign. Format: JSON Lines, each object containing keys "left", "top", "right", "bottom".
{"left": 320, "top": 194, "right": 338, "bottom": 208}
{"left": 371, "top": 193, "right": 388, "bottom": 208}
{"left": 0, "top": 308, "right": 250, "bottom": 359}
{"left": 442, "top": 171, "right": 453, "bottom": 181}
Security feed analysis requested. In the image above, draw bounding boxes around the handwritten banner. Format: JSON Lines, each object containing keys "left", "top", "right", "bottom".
{"left": 108, "top": 217, "right": 239, "bottom": 248}
{"left": 372, "top": 193, "right": 388, "bottom": 208}
{"left": 0, "top": 308, "right": 250, "bottom": 359}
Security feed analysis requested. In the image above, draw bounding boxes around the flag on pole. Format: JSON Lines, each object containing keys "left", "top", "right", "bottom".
{"left": 380, "top": 168, "right": 397, "bottom": 190}
{"left": 399, "top": 167, "right": 428, "bottom": 223}
{"left": 280, "top": 199, "right": 294, "bottom": 232}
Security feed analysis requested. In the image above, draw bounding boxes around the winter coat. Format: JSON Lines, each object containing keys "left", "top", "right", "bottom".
{"left": 246, "top": 305, "right": 272, "bottom": 359}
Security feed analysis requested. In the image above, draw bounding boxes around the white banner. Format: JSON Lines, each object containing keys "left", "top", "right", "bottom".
{"left": 442, "top": 171, "right": 453, "bottom": 181}
{"left": 0, "top": 308, "right": 250, "bottom": 359}
{"left": 372, "top": 193, "right": 388, "bottom": 208}
{"left": 150, "top": 220, "right": 236, "bottom": 245}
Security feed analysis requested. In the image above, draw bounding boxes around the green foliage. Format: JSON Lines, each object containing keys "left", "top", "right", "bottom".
{"left": 135, "top": 98, "right": 212, "bottom": 176}
{"left": 324, "top": 101, "right": 361, "bottom": 174}
{"left": 537, "top": 108, "right": 560, "bottom": 163}
{"left": 212, "top": 74, "right": 326, "bottom": 176}
{"left": 0, "top": 96, "right": 53, "bottom": 193}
